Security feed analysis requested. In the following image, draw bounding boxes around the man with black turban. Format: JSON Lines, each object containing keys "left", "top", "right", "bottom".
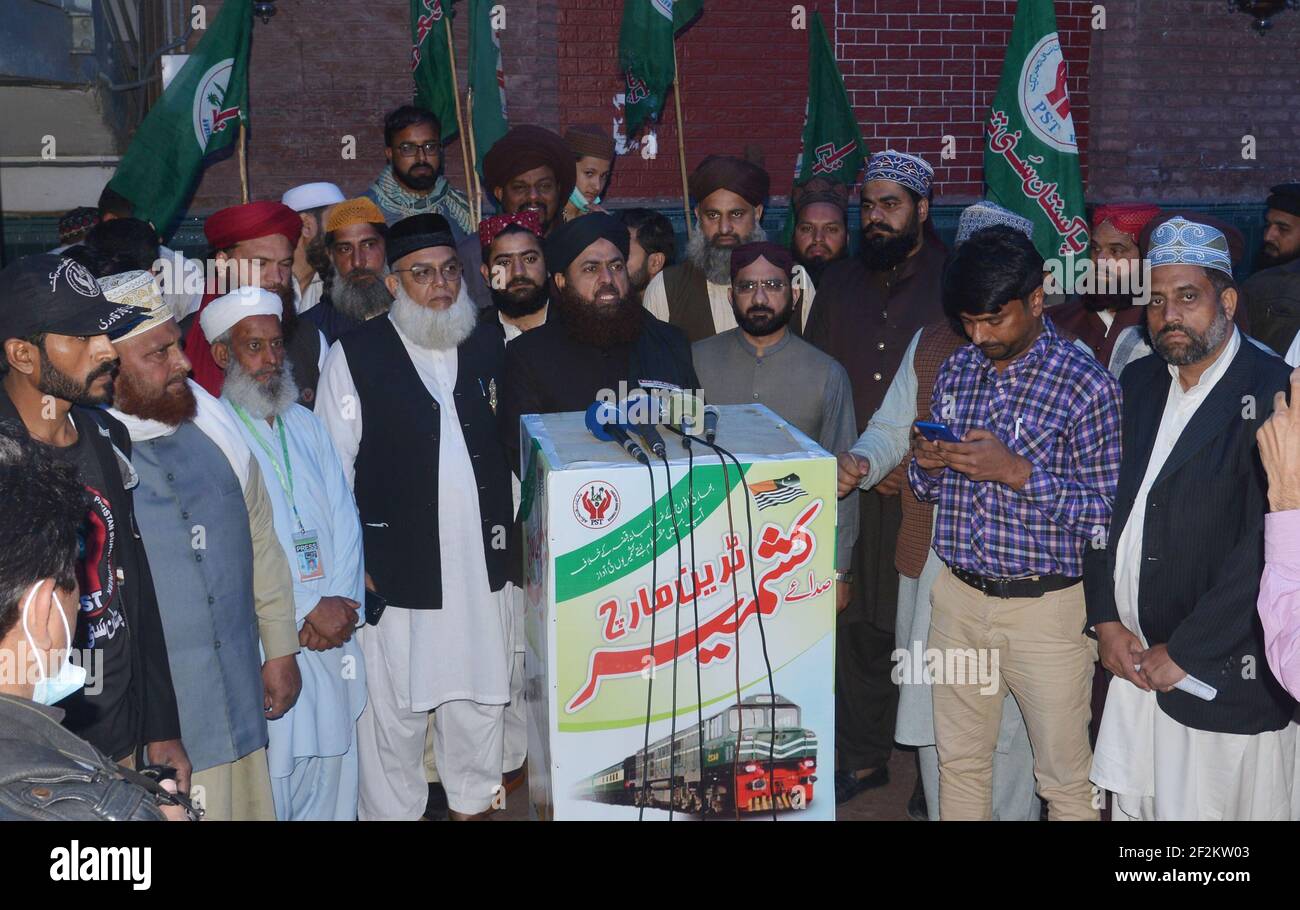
{"left": 497, "top": 212, "right": 699, "bottom": 474}
{"left": 643, "top": 152, "right": 771, "bottom": 343}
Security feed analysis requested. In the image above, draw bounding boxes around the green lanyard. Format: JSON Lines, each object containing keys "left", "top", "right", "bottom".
{"left": 232, "top": 405, "right": 305, "bottom": 533}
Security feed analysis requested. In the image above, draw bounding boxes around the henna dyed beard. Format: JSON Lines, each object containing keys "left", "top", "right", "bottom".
{"left": 113, "top": 368, "right": 198, "bottom": 426}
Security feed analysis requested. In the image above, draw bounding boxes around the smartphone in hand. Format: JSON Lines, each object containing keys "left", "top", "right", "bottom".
{"left": 915, "top": 420, "right": 963, "bottom": 444}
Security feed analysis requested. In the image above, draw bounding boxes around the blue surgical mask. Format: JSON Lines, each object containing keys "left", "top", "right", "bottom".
{"left": 569, "top": 186, "right": 600, "bottom": 213}
{"left": 22, "top": 583, "right": 87, "bottom": 706}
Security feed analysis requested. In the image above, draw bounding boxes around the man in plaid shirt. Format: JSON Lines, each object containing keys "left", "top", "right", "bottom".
{"left": 907, "top": 225, "right": 1122, "bottom": 820}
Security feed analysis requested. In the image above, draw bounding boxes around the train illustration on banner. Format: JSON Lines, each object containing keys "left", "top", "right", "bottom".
{"left": 575, "top": 694, "right": 819, "bottom": 815}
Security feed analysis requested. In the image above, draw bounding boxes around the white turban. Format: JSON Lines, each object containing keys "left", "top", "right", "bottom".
{"left": 200, "top": 286, "right": 283, "bottom": 343}
{"left": 281, "top": 181, "right": 345, "bottom": 213}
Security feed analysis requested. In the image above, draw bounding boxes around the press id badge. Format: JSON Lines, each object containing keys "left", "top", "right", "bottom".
{"left": 293, "top": 528, "right": 325, "bottom": 581}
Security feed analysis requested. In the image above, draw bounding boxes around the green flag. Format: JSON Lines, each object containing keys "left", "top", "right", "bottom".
{"left": 792, "top": 13, "right": 867, "bottom": 187}
{"left": 468, "top": 0, "right": 508, "bottom": 178}
{"left": 785, "top": 11, "right": 867, "bottom": 242}
{"left": 983, "top": 0, "right": 1088, "bottom": 261}
{"left": 618, "top": 0, "right": 703, "bottom": 137}
{"left": 107, "top": 0, "right": 251, "bottom": 236}
{"left": 411, "top": 0, "right": 459, "bottom": 141}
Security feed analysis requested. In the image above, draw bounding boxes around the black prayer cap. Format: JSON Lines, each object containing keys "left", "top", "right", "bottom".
{"left": 386, "top": 213, "right": 455, "bottom": 266}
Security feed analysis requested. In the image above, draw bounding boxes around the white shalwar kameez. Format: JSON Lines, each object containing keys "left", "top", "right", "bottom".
{"left": 317, "top": 315, "right": 511, "bottom": 818}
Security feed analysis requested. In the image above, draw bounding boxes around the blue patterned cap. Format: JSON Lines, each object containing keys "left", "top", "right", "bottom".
{"left": 1147, "top": 216, "right": 1233, "bottom": 276}
{"left": 955, "top": 201, "right": 1034, "bottom": 248}
{"left": 865, "top": 149, "right": 933, "bottom": 197}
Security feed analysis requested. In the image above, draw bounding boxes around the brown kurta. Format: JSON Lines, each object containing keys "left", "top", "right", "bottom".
{"left": 805, "top": 240, "right": 948, "bottom": 433}
{"left": 806, "top": 240, "right": 947, "bottom": 628}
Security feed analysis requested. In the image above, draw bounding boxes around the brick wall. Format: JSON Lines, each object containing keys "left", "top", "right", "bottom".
{"left": 1088, "top": 0, "right": 1300, "bottom": 203}
{"left": 836, "top": 0, "right": 1093, "bottom": 201}
{"left": 187, "top": 0, "right": 560, "bottom": 215}
{"left": 557, "top": 0, "right": 1095, "bottom": 206}
{"left": 180, "top": 0, "right": 1297, "bottom": 218}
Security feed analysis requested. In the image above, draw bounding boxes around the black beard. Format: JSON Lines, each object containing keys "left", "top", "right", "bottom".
{"left": 396, "top": 162, "right": 440, "bottom": 191}
{"left": 491, "top": 280, "right": 549, "bottom": 319}
{"left": 331, "top": 270, "right": 392, "bottom": 322}
{"left": 794, "top": 249, "right": 844, "bottom": 285}
{"left": 1256, "top": 247, "right": 1298, "bottom": 271}
{"left": 733, "top": 298, "right": 794, "bottom": 337}
{"left": 306, "top": 234, "right": 331, "bottom": 276}
{"left": 38, "top": 350, "right": 117, "bottom": 407}
{"left": 859, "top": 214, "right": 920, "bottom": 272}
{"left": 556, "top": 282, "right": 643, "bottom": 348}
{"left": 266, "top": 283, "right": 299, "bottom": 341}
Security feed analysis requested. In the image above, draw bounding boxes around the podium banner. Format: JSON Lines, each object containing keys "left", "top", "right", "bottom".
{"left": 521, "top": 404, "right": 837, "bottom": 820}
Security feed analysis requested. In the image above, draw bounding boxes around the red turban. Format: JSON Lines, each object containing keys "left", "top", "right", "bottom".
{"left": 478, "top": 210, "right": 544, "bottom": 250}
{"left": 204, "top": 201, "right": 303, "bottom": 250}
{"left": 1091, "top": 204, "right": 1162, "bottom": 240}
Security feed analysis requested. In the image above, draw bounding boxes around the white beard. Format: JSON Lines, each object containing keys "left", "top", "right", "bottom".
{"left": 390, "top": 280, "right": 478, "bottom": 350}
{"left": 221, "top": 357, "right": 300, "bottom": 420}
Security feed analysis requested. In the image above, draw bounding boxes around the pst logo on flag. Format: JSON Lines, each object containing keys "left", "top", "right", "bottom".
{"left": 193, "top": 59, "right": 238, "bottom": 147}
{"left": 748, "top": 474, "right": 807, "bottom": 510}
{"left": 811, "top": 141, "right": 856, "bottom": 176}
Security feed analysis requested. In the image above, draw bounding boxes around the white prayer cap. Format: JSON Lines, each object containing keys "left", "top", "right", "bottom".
{"left": 280, "top": 182, "right": 346, "bottom": 213}
{"left": 98, "top": 270, "right": 175, "bottom": 342}
{"left": 200, "top": 286, "right": 282, "bottom": 343}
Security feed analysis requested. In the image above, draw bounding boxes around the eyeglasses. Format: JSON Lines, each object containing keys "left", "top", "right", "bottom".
{"left": 395, "top": 141, "right": 440, "bottom": 158}
{"left": 392, "top": 261, "right": 463, "bottom": 284}
{"left": 734, "top": 279, "right": 789, "bottom": 294}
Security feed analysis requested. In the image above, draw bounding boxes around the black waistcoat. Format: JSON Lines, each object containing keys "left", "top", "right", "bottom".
{"left": 339, "top": 317, "right": 512, "bottom": 608}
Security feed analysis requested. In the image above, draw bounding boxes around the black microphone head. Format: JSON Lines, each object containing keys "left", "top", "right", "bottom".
{"left": 703, "top": 405, "right": 720, "bottom": 443}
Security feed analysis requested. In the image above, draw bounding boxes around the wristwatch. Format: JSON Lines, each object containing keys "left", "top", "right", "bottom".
{"left": 834, "top": 571, "right": 854, "bottom": 584}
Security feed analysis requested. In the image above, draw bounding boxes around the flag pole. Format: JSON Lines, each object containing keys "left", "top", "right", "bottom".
{"left": 444, "top": 17, "right": 473, "bottom": 215}
{"left": 671, "top": 41, "right": 691, "bottom": 237}
{"left": 465, "top": 86, "right": 482, "bottom": 224}
{"left": 238, "top": 122, "right": 249, "bottom": 204}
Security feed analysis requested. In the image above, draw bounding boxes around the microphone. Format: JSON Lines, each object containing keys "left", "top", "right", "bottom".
{"left": 621, "top": 390, "right": 667, "bottom": 458}
{"left": 659, "top": 390, "right": 706, "bottom": 449}
{"left": 585, "top": 401, "right": 649, "bottom": 465}
{"left": 702, "top": 405, "right": 720, "bottom": 444}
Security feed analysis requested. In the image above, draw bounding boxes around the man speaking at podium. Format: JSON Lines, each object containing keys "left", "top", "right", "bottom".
{"left": 498, "top": 213, "right": 700, "bottom": 474}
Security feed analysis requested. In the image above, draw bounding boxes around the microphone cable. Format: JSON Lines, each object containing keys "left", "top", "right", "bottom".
{"left": 684, "top": 434, "right": 707, "bottom": 819}
{"left": 659, "top": 451, "right": 687, "bottom": 821}
{"left": 637, "top": 456, "right": 658, "bottom": 820}
{"left": 699, "top": 438, "right": 780, "bottom": 822}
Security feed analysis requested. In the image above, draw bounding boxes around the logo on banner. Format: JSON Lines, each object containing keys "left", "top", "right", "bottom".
{"left": 811, "top": 141, "right": 856, "bottom": 176}
{"left": 748, "top": 474, "right": 807, "bottom": 510}
{"left": 574, "top": 481, "right": 621, "bottom": 530}
{"left": 1018, "top": 33, "right": 1077, "bottom": 155}
{"left": 193, "top": 59, "right": 239, "bottom": 148}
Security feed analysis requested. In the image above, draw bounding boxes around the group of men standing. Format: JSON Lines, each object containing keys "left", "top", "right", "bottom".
{"left": 5, "top": 91, "right": 1300, "bottom": 823}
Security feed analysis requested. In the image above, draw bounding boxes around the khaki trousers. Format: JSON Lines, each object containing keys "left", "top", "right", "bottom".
{"left": 191, "top": 747, "right": 276, "bottom": 821}
{"left": 929, "top": 567, "right": 1098, "bottom": 820}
